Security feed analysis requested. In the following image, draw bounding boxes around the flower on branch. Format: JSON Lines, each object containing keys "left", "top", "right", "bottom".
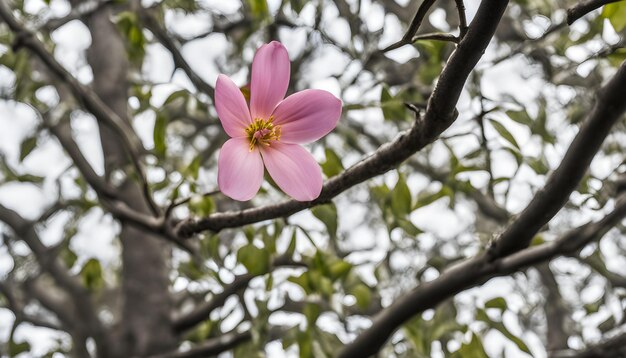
{"left": 215, "top": 41, "right": 342, "bottom": 201}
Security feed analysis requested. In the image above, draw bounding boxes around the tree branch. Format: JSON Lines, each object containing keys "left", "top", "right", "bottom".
{"left": 46, "top": 117, "right": 194, "bottom": 252}
{"left": 172, "top": 255, "right": 305, "bottom": 333}
{"left": 37, "top": 0, "right": 115, "bottom": 32}
{"left": 537, "top": 264, "right": 570, "bottom": 355}
{"left": 338, "top": 187, "right": 626, "bottom": 357}
{"left": 0, "top": 203, "right": 111, "bottom": 356}
{"left": 567, "top": 0, "right": 624, "bottom": 25}
{"left": 151, "top": 326, "right": 287, "bottom": 358}
{"left": 0, "top": 281, "right": 64, "bottom": 331}
{"left": 381, "top": 0, "right": 438, "bottom": 52}
{"left": 175, "top": 0, "right": 509, "bottom": 238}
{"left": 0, "top": 1, "right": 159, "bottom": 216}
{"left": 141, "top": 10, "right": 215, "bottom": 98}
{"left": 564, "top": 329, "right": 626, "bottom": 357}
{"left": 489, "top": 60, "right": 626, "bottom": 258}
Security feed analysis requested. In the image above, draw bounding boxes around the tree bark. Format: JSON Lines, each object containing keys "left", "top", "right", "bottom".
{"left": 83, "top": 6, "right": 176, "bottom": 357}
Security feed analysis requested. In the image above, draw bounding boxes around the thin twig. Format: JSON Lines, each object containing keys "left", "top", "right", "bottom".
{"left": 381, "top": 0, "right": 438, "bottom": 52}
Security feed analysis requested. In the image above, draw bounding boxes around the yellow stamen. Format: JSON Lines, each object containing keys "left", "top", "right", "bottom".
{"left": 245, "top": 116, "right": 281, "bottom": 151}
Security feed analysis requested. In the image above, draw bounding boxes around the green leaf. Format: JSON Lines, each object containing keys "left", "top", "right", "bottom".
{"left": 9, "top": 340, "right": 31, "bottom": 357}
{"left": 606, "top": 48, "right": 626, "bottom": 67}
{"left": 476, "top": 309, "right": 531, "bottom": 355}
{"left": 288, "top": 272, "right": 312, "bottom": 294}
{"left": 19, "top": 136, "right": 37, "bottom": 162}
{"left": 184, "top": 155, "right": 201, "bottom": 180}
{"left": 61, "top": 247, "right": 78, "bottom": 269}
{"left": 527, "top": 156, "right": 549, "bottom": 175}
{"left": 484, "top": 297, "right": 508, "bottom": 311}
{"left": 179, "top": 260, "right": 206, "bottom": 280}
{"left": 488, "top": 118, "right": 520, "bottom": 149}
{"left": 246, "top": 0, "right": 269, "bottom": 19}
{"left": 350, "top": 283, "right": 371, "bottom": 310}
{"left": 237, "top": 244, "right": 270, "bottom": 275}
{"left": 414, "top": 186, "right": 450, "bottom": 209}
{"left": 188, "top": 195, "right": 215, "bottom": 216}
{"left": 290, "top": 0, "right": 307, "bottom": 13}
{"left": 391, "top": 174, "right": 411, "bottom": 217}
{"left": 297, "top": 330, "right": 314, "bottom": 358}
{"left": 80, "top": 258, "right": 103, "bottom": 291}
{"left": 380, "top": 85, "right": 407, "bottom": 121}
{"left": 328, "top": 260, "right": 352, "bottom": 281}
{"left": 451, "top": 332, "right": 489, "bottom": 358}
{"left": 303, "top": 302, "right": 321, "bottom": 325}
{"left": 16, "top": 174, "right": 45, "bottom": 184}
{"left": 598, "top": 315, "right": 616, "bottom": 333}
{"left": 321, "top": 148, "right": 344, "bottom": 178}
{"left": 153, "top": 113, "right": 167, "bottom": 157}
{"left": 395, "top": 218, "right": 423, "bottom": 236}
{"left": 163, "top": 89, "right": 189, "bottom": 106}
{"left": 311, "top": 203, "right": 338, "bottom": 238}
{"left": 505, "top": 110, "right": 533, "bottom": 127}
{"left": 602, "top": 2, "right": 626, "bottom": 32}
{"left": 115, "top": 11, "right": 146, "bottom": 64}
{"left": 286, "top": 229, "right": 297, "bottom": 256}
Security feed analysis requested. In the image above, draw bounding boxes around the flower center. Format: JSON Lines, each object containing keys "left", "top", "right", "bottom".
{"left": 245, "top": 117, "right": 281, "bottom": 151}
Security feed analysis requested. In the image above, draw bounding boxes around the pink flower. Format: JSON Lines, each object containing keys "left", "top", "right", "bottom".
{"left": 215, "top": 41, "right": 342, "bottom": 201}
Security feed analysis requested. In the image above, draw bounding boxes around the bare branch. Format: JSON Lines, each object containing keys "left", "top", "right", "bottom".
{"left": 151, "top": 326, "right": 287, "bottom": 358}
{"left": 0, "top": 204, "right": 112, "bottom": 356}
{"left": 46, "top": 115, "right": 195, "bottom": 253}
{"left": 567, "top": 0, "right": 624, "bottom": 25}
{"left": 175, "top": 0, "right": 509, "bottom": 238}
{"left": 0, "top": 281, "right": 63, "bottom": 331}
{"left": 563, "top": 329, "right": 626, "bottom": 357}
{"left": 173, "top": 255, "right": 306, "bottom": 333}
{"left": 37, "top": 0, "right": 115, "bottom": 32}
{"left": 537, "top": 265, "right": 570, "bottom": 355}
{"left": 141, "top": 10, "right": 215, "bottom": 98}
{"left": 381, "top": 0, "right": 438, "bottom": 52}
{"left": 0, "top": 2, "right": 159, "bottom": 216}
{"left": 454, "top": 0, "right": 468, "bottom": 38}
{"left": 338, "top": 188, "right": 626, "bottom": 357}
{"left": 489, "top": 60, "right": 626, "bottom": 258}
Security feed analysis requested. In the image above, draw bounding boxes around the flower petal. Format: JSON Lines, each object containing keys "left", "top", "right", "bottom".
{"left": 271, "top": 89, "right": 342, "bottom": 144}
{"left": 260, "top": 142, "right": 322, "bottom": 201}
{"left": 215, "top": 74, "right": 251, "bottom": 138}
{"left": 250, "top": 41, "right": 290, "bottom": 120}
{"left": 218, "top": 138, "right": 264, "bottom": 201}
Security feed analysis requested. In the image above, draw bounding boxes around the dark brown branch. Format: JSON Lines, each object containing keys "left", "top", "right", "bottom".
{"left": 172, "top": 273, "right": 253, "bottom": 333}
{"left": 0, "top": 281, "right": 63, "bottom": 331}
{"left": 47, "top": 121, "right": 118, "bottom": 198}
{"left": 565, "top": 330, "right": 626, "bottom": 358}
{"left": 152, "top": 326, "right": 287, "bottom": 358}
{"left": 47, "top": 116, "right": 195, "bottom": 253}
{"left": 567, "top": 0, "right": 624, "bottom": 25}
{"left": 172, "top": 255, "right": 305, "bottom": 333}
{"left": 0, "top": 203, "right": 112, "bottom": 356}
{"left": 454, "top": 0, "right": 468, "bottom": 38}
{"left": 0, "top": 2, "right": 159, "bottom": 216}
{"left": 537, "top": 265, "right": 570, "bottom": 355}
{"left": 489, "top": 60, "right": 626, "bottom": 258}
{"left": 381, "top": 0, "right": 438, "bottom": 52}
{"left": 141, "top": 10, "right": 215, "bottom": 98}
{"left": 37, "top": 0, "right": 115, "bottom": 32}
{"left": 338, "top": 189, "right": 626, "bottom": 357}
{"left": 411, "top": 32, "right": 459, "bottom": 43}
{"left": 175, "top": 0, "right": 509, "bottom": 238}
